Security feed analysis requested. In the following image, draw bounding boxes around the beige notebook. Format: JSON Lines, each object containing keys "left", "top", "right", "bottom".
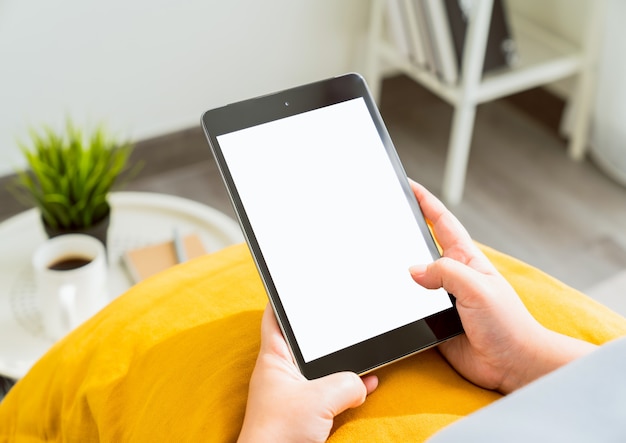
{"left": 122, "top": 233, "right": 206, "bottom": 283}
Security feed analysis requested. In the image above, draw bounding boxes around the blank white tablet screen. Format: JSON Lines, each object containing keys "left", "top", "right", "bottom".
{"left": 217, "top": 97, "right": 451, "bottom": 362}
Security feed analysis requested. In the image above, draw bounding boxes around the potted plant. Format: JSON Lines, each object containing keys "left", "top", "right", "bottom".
{"left": 11, "top": 120, "right": 135, "bottom": 248}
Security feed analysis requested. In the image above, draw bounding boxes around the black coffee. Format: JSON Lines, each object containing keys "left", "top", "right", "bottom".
{"left": 48, "top": 256, "right": 92, "bottom": 271}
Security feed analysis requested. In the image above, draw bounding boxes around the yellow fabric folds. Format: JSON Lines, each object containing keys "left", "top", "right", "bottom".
{"left": 1, "top": 242, "right": 625, "bottom": 442}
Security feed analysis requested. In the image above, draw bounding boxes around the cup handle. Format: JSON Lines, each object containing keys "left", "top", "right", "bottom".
{"left": 58, "top": 284, "right": 78, "bottom": 332}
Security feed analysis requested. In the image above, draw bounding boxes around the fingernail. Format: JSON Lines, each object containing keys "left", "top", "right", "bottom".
{"left": 408, "top": 264, "right": 427, "bottom": 276}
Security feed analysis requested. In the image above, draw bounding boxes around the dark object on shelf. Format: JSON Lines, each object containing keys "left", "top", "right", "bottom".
{"left": 444, "top": 0, "right": 517, "bottom": 74}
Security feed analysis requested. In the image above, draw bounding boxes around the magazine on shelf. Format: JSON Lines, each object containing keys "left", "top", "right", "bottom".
{"left": 385, "top": 0, "right": 412, "bottom": 60}
{"left": 386, "top": 0, "right": 429, "bottom": 69}
{"left": 408, "top": 0, "right": 437, "bottom": 73}
{"left": 422, "top": 0, "right": 459, "bottom": 84}
{"left": 385, "top": 0, "right": 517, "bottom": 82}
{"left": 400, "top": 0, "right": 429, "bottom": 68}
{"left": 443, "top": 0, "right": 517, "bottom": 74}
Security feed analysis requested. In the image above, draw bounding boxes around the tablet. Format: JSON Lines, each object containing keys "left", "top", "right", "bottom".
{"left": 201, "top": 73, "right": 463, "bottom": 379}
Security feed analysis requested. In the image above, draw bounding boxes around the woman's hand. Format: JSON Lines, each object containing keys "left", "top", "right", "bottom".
{"left": 238, "top": 179, "right": 596, "bottom": 443}
{"left": 238, "top": 305, "right": 378, "bottom": 443}
{"left": 408, "top": 180, "right": 596, "bottom": 393}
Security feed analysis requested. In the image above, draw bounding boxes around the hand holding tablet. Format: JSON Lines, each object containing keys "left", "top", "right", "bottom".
{"left": 201, "top": 73, "right": 463, "bottom": 379}
{"left": 204, "top": 78, "right": 599, "bottom": 440}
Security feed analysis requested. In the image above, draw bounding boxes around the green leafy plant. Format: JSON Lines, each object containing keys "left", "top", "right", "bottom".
{"left": 11, "top": 121, "right": 135, "bottom": 230}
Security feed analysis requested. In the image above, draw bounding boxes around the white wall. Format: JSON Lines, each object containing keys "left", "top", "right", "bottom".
{"left": 507, "top": 0, "right": 589, "bottom": 98}
{"left": 0, "top": 0, "right": 370, "bottom": 176}
{"left": 508, "top": 0, "right": 587, "bottom": 43}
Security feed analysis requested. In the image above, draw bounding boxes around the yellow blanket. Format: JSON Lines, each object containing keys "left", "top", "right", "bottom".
{"left": 1, "top": 243, "right": 625, "bottom": 442}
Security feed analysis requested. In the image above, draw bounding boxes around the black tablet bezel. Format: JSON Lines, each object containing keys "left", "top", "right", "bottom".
{"left": 201, "top": 73, "right": 463, "bottom": 380}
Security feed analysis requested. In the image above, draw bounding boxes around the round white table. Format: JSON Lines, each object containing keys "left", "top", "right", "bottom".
{"left": 0, "top": 192, "right": 243, "bottom": 380}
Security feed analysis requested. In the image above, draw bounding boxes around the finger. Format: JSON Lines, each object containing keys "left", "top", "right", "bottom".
{"left": 409, "top": 258, "right": 493, "bottom": 308}
{"left": 362, "top": 374, "right": 379, "bottom": 395}
{"left": 409, "top": 179, "right": 494, "bottom": 271}
{"left": 259, "top": 304, "right": 292, "bottom": 359}
{"left": 409, "top": 180, "right": 473, "bottom": 250}
{"left": 316, "top": 372, "right": 369, "bottom": 416}
{"left": 260, "top": 303, "right": 279, "bottom": 340}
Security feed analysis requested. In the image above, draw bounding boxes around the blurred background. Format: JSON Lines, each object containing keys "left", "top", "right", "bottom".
{"left": 1, "top": 0, "right": 625, "bottom": 308}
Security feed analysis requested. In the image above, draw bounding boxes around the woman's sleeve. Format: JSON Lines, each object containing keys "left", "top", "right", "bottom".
{"left": 429, "top": 336, "right": 626, "bottom": 442}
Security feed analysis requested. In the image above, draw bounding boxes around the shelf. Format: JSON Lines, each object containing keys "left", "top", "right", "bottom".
{"left": 377, "top": 13, "right": 584, "bottom": 105}
{"left": 481, "top": 13, "right": 583, "bottom": 102}
{"left": 366, "top": 0, "right": 601, "bottom": 204}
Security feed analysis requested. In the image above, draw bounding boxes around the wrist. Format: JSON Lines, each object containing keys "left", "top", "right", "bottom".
{"left": 238, "top": 421, "right": 281, "bottom": 443}
{"left": 500, "top": 327, "right": 597, "bottom": 394}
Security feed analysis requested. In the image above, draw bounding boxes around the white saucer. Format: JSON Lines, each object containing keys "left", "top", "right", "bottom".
{"left": 0, "top": 192, "right": 243, "bottom": 380}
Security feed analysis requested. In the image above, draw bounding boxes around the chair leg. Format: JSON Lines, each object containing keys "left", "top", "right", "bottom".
{"left": 566, "top": 0, "right": 605, "bottom": 160}
{"left": 442, "top": 103, "right": 477, "bottom": 205}
{"left": 567, "top": 73, "right": 593, "bottom": 161}
{"left": 364, "top": 0, "right": 385, "bottom": 103}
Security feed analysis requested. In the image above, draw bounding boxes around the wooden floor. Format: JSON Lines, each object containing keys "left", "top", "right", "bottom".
{"left": 2, "top": 74, "right": 626, "bottom": 397}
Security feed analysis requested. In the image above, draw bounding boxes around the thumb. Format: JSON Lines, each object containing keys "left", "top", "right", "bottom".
{"left": 313, "top": 372, "right": 369, "bottom": 416}
{"left": 409, "top": 258, "right": 489, "bottom": 306}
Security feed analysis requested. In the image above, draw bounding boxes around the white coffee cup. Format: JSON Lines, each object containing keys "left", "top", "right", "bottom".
{"left": 32, "top": 234, "right": 108, "bottom": 341}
